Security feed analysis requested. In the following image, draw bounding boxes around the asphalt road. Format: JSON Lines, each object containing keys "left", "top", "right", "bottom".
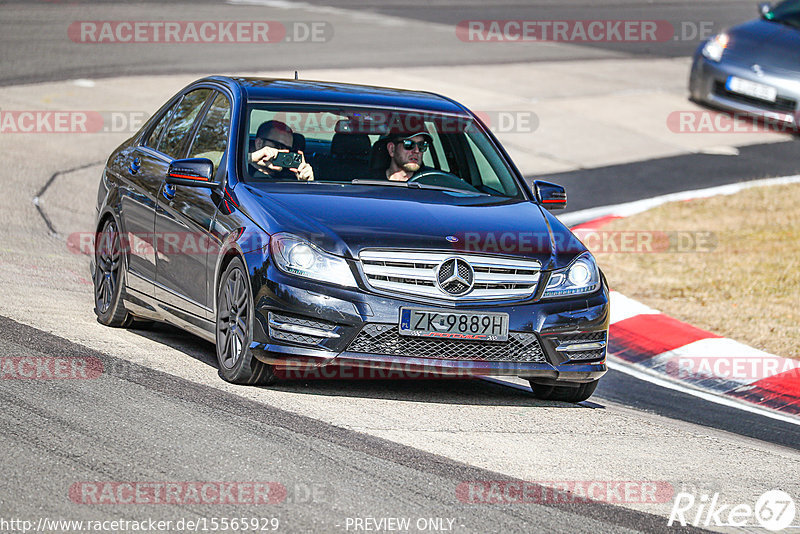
{"left": 0, "top": 0, "right": 764, "bottom": 86}
{"left": 299, "top": 0, "right": 759, "bottom": 57}
{"left": 552, "top": 140, "right": 800, "bottom": 214}
{"left": 1, "top": 1, "right": 799, "bottom": 533}
{"left": 596, "top": 367, "right": 800, "bottom": 451}
{"left": 1, "top": 315, "right": 693, "bottom": 534}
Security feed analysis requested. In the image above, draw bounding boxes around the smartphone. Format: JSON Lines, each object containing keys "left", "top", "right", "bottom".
{"left": 273, "top": 152, "right": 303, "bottom": 169}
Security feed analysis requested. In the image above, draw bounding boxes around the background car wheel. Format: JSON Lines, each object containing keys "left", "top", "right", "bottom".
{"left": 215, "top": 257, "right": 275, "bottom": 385}
{"left": 528, "top": 379, "right": 599, "bottom": 403}
{"left": 94, "top": 218, "right": 133, "bottom": 327}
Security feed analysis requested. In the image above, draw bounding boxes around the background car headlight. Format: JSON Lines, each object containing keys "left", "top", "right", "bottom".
{"left": 702, "top": 33, "right": 729, "bottom": 62}
{"left": 542, "top": 253, "right": 601, "bottom": 298}
{"left": 270, "top": 233, "right": 358, "bottom": 288}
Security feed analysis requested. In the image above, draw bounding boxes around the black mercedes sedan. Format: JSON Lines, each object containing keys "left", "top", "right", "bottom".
{"left": 689, "top": 0, "right": 800, "bottom": 127}
{"left": 92, "top": 76, "right": 609, "bottom": 402}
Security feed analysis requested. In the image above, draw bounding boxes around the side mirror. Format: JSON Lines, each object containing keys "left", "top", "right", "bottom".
{"left": 758, "top": 2, "right": 772, "bottom": 16}
{"left": 166, "top": 158, "right": 219, "bottom": 188}
{"left": 533, "top": 180, "right": 567, "bottom": 210}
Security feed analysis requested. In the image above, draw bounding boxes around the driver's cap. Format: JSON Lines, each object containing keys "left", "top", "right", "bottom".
{"left": 383, "top": 131, "right": 432, "bottom": 143}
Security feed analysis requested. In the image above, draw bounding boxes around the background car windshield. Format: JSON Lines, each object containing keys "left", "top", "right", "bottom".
{"left": 243, "top": 105, "right": 522, "bottom": 198}
{"left": 766, "top": 1, "right": 800, "bottom": 26}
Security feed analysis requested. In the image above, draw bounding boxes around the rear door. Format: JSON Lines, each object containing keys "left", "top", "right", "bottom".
{"left": 154, "top": 89, "right": 231, "bottom": 320}
{"left": 117, "top": 97, "right": 180, "bottom": 296}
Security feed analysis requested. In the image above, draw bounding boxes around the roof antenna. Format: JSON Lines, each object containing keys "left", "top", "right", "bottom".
{"left": 294, "top": 70, "right": 299, "bottom": 80}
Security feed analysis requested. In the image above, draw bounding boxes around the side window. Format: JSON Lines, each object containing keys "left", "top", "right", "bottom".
{"left": 462, "top": 128, "right": 519, "bottom": 197}
{"left": 187, "top": 92, "right": 231, "bottom": 170}
{"left": 158, "top": 88, "right": 212, "bottom": 159}
{"left": 421, "top": 123, "right": 450, "bottom": 172}
{"left": 465, "top": 134, "right": 502, "bottom": 191}
{"left": 142, "top": 100, "right": 177, "bottom": 149}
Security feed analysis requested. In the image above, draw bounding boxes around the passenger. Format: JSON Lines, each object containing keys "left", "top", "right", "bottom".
{"left": 249, "top": 120, "right": 314, "bottom": 181}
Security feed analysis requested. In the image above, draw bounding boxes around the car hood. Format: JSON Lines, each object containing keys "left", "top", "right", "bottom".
{"left": 725, "top": 19, "right": 800, "bottom": 73}
{"left": 240, "top": 183, "right": 585, "bottom": 270}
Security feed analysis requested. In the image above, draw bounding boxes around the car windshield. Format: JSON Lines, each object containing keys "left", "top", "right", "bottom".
{"left": 242, "top": 104, "right": 523, "bottom": 199}
{"left": 765, "top": 0, "right": 800, "bottom": 28}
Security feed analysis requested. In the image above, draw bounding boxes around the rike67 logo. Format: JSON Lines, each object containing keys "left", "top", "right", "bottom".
{"left": 669, "top": 490, "right": 796, "bottom": 531}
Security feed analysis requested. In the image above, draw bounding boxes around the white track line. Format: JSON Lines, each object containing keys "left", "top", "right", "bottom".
{"left": 482, "top": 368, "right": 799, "bottom": 424}
{"left": 559, "top": 174, "right": 800, "bottom": 226}
{"left": 554, "top": 176, "right": 800, "bottom": 423}
{"left": 606, "top": 358, "right": 800, "bottom": 426}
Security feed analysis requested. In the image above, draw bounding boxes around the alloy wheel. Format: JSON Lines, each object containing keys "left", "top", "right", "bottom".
{"left": 217, "top": 266, "right": 249, "bottom": 369}
{"left": 95, "top": 220, "right": 121, "bottom": 315}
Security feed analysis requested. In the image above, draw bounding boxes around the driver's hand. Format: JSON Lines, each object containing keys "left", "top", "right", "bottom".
{"left": 250, "top": 146, "right": 287, "bottom": 172}
{"left": 290, "top": 151, "right": 314, "bottom": 182}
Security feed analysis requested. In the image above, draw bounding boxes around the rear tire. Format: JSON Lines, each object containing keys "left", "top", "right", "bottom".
{"left": 215, "top": 258, "right": 275, "bottom": 385}
{"left": 94, "top": 218, "right": 133, "bottom": 327}
{"left": 528, "top": 379, "right": 599, "bottom": 403}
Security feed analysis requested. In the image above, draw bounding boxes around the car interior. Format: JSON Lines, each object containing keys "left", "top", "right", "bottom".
{"left": 244, "top": 108, "right": 520, "bottom": 198}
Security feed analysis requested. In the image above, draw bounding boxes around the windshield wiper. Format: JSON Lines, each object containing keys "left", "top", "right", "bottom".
{"left": 350, "top": 179, "right": 489, "bottom": 196}
{"left": 408, "top": 183, "right": 489, "bottom": 196}
{"left": 350, "top": 179, "right": 411, "bottom": 187}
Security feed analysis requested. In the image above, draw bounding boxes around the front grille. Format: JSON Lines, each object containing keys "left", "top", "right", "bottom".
{"left": 360, "top": 250, "right": 541, "bottom": 301}
{"left": 712, "top": 81, "right": 797, "bottom": 114}
{"left": 348, "top": 324, "right": 546, "bottom": 363}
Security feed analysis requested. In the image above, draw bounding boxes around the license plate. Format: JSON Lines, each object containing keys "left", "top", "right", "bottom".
{"left": 726, "top": 76, "right": 777, "bottom": 102}
{"left": 398, "top": 308, "right": 509, "bottom": 341}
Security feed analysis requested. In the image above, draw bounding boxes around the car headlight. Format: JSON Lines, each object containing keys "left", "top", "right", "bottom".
{"left": 542, "top": 253, "right": 601, "bottom": 299}
{"left": 270, "top": 233, "right": 358, "bottom": 288}
{"left": 702, "top": 33, "right": 729, "bottom": 62}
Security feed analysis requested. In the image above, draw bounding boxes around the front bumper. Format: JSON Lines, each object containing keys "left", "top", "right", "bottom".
{"left": 689, "top": 53, "right": 800, "bottom": 125}
{"left": 247, "top": 262, "right": 609, "bottom": 383}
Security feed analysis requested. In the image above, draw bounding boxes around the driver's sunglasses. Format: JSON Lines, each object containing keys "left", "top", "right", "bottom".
{"left": 262, "top": 138, "right": 292, "bottom": 151}
{"left": 399, "top": 139, "right": 429, "bottom": 152}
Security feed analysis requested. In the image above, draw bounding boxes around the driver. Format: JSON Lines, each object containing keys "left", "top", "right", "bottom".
{"left": 249, "top": 120, "right": 314, "bottom": 181}
{"left": 374, "top": 132, "right": 432, "bottom": 181}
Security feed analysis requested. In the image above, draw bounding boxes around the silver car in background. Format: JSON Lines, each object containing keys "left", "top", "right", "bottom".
{"left": 689, "top": 1, "right": 800, "bottom": 128}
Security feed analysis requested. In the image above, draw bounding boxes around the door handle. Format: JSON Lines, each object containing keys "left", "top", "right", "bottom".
{"left": 162, "top": 183, "right": 176, "bottom": 201}
{"left": 129, "top": 157, "right": 141, "bottom": 175}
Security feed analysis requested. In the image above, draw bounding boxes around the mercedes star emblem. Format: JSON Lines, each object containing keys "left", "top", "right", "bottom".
{"left": 436, "top": 257, "right": 475, "bottom": 296}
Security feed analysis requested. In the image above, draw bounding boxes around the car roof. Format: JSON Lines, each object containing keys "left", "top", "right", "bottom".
{"left": 202, "top": 76, "right": 471, "bottom": 115}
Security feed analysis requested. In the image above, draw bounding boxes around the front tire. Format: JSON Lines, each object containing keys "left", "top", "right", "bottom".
{"left": 529, "top": 379, "right": 599, "bottom": 403}
{"left": 215, "top": 258, "right": 275, "bottom": 385}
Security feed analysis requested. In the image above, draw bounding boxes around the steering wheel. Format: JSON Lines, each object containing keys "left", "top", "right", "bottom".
{"left": 408, "top": 169, "right": 481, "bottom": 193}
